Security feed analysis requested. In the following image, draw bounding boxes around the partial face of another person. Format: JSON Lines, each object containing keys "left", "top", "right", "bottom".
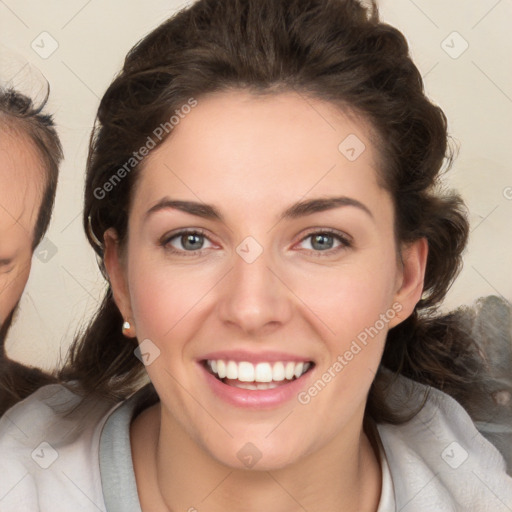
{"left": 0, "top": 129, "right": 43, "bottom": 337}
{"left": 106, "top": 90, "right": 427, "bottom": 470}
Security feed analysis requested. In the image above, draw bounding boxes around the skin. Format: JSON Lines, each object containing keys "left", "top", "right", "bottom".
{"left": 105, "top": 90, "right": 428, "bottom": 512}
{"left": 0, "top": 128, "right": 43, "bottom": 336}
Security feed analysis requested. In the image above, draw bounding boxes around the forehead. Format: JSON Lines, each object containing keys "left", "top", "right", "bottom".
{"left": 0, "top": 129, "right": 44, "bottom": 241}
{"left": 134, "top": 90, "right": 388, "bottom": 219}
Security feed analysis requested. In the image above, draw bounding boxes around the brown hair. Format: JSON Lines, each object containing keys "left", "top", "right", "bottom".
{"left": 57, "top": 0, "right": 481, "bottom": 422}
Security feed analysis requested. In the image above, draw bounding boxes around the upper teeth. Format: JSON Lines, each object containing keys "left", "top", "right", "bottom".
{"left": 207, "top": 360, "right": 311, "bottom": 382}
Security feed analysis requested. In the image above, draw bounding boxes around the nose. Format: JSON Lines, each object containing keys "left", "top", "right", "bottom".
{"left": 217, "top": 244, "right": 293, "bottom": 336}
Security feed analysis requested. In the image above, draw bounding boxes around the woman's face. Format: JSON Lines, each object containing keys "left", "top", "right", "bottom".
{"left": 106, "top": 90, "right": 427, "bottom": 469}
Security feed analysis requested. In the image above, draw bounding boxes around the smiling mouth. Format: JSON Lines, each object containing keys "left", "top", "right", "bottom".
{"left": 202, "top": 359, "right": 315, "bottom": 390}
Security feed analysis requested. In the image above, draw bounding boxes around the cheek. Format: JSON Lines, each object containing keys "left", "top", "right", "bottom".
{"left": 128, "top": 253, "right": 215, "bottom": 342}
{"left": 293, "top": 253, "right": 399, "bottom": 340}
{"left": 293, "top": 263, "right": 398, "bottom": 416}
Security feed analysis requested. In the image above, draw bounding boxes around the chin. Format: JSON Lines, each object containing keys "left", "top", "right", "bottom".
{"left": 208, "top": 435, "right": 307, "bottom": 472}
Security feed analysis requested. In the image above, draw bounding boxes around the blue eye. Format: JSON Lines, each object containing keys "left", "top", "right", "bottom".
{"left": 309, "top": 233, "right": 336, "bottom": 250}
{"left": 162, "top": 229, "right": 213, "bottom": 254}
{"left": 298, "top": 230, "right": 352, "bottom": 254}
{"left": 160, "top": 228, "right": 352, "bottom": 257}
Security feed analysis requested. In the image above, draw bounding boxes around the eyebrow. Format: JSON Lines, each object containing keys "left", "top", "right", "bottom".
{"left": 281, "top": 196, "right": 373, "bottom": 220}
{"left": 0, "top": 258, "right": 12, "bottom": 266}
{"left": 145, "top": 195, "right": 374, "bottom": 222}
{"left": 146, "top": 199, "right": 223, "bottom": 221}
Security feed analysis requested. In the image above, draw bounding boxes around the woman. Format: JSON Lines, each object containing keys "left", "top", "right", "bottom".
{"left": 0, "top": 0, "right": 510, "bottom": 510}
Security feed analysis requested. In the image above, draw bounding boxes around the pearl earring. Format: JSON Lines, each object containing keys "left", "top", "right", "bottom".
{"left": 122, "top": 320, "right": 132, "bottom": 336}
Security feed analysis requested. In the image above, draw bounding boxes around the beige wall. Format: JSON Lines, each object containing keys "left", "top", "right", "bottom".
{"left": 1, "top": 0, "right": 511, "bottom": 370}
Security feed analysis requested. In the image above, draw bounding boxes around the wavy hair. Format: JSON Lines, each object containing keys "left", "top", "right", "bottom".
{"left": 55, "top": 0, "right": 481, "bottom": 422}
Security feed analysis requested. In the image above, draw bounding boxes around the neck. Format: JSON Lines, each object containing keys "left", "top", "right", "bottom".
{"left": 131, "top": 403, "right": 382, "bottom": 512}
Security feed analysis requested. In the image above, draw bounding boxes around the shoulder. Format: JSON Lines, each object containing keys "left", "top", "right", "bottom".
{"left": 377, "top": 371, "right": 512, "bottom": 511}
{"left": 0, "top": 383, "right": 119, "bottom": 512}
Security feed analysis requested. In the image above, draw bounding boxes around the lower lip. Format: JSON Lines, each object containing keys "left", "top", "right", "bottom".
{"left": 198, "top": 362, "right": 314, "bottom": 409}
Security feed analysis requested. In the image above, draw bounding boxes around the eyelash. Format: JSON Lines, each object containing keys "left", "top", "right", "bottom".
{"left": 298, "top": 228, "right": 353, "bottom": 256}
{"left": 159, "top": 228, "right": 352, "bottom": 257}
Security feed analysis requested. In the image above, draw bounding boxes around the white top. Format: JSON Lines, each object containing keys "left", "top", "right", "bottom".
{"left": 0, "top": 371, "right": 511, "bottom": 512}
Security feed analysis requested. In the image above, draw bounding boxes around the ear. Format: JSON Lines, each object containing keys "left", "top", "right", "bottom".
{"left": 103, "top": 228, "right": 135, "bottom": 334}
{"left": 388, "top": 237, "right": 428, "bottom": 329}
